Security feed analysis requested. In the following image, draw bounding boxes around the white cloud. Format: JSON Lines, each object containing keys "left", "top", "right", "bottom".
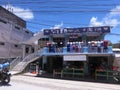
{"left": 90, "top": 17, "right": 103, "bottom": 26}
{"left": 103, "top": 17, "right": 120, "bottom": 27}
{"left": 2, "top": 4, "right": 34, "bottom": 20}
{"left": 52, "top": 22, "right": 63, "bottom": 29}
{"left": 89, "top": 5, "right": 120, "bottom": 27}
{"left": 110, "top": 6, "right": 120, "bottom": 16}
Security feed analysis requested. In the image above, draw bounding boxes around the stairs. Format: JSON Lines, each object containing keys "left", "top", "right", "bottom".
{"left": 10, "top": 57, "right": 22, "bottom": 70}
{"left": 9, "top": 31, "right": 44, "bottom": 75}
{"left": 10, "top": 50, "right": 42, "bottom": 75}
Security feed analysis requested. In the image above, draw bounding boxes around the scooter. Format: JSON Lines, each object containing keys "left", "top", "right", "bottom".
{"left": 0, "top": 62, "right": 11, "bottom": 84}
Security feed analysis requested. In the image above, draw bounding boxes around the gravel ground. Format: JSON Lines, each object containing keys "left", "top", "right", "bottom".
{"left": 0, "top": 75, "right": 120, "bottom": 90}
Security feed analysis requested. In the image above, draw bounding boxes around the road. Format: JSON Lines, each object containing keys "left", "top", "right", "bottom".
{"left": 0, "top": 75, "right": 120, "bottom": 90}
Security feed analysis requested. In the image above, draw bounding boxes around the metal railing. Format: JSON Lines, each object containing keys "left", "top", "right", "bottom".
{"left": 11, "top": 50, "right": 42, "bottom": 73}
{"left": 10, "top": 57, "right": 22, "bottom": 70}
{"left": 43, "top": 46, "right": 113, "bottom": 54}
{"left": 95, "top": 70, "right": 120, "bottom": 80}
{"left": 53, "top": 68, "right": 84, "bottom": 78}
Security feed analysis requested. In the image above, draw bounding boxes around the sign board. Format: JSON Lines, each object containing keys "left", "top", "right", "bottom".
{"left": 64, "top": 55, "right": 87, "bottom": 61}
{"left": 43, "top": 26, "right": 111, "bottom": 35}
{"left": 43, "top": 29, "right": 60, "bottom": 35}
{"left": 63, "top": 26, "right": 110, "bottom": 34}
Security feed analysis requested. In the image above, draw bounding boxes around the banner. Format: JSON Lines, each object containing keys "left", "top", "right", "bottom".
{"left": 43, "top": 26, "right": 110, "bottom": 35}
{"left": 63, "top": 26, "right": 110, "bottom": 34}
{"left": 43, "top": 29, "right": 60, "bottom": 35}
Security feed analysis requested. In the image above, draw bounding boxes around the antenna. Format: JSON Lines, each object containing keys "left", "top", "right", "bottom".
{"left": 5, "top": 2, "right": 13, "bottom": 13}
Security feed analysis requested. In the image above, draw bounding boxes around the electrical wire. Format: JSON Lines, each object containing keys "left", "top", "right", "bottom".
{"left": 1, "top": 0, "right": 120, "bottom": 34}
{"left": 0, "top": 0, "right": 119, "bottom": 14}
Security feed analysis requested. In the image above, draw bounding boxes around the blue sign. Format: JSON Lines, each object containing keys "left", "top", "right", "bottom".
{"left": 63, "top": 26, "right": 110, "bottom": 33}
{"left": 43, "top": 26, "right": 110, "bottom": 35}
{"left": 44, "top": 29, "right": 60, "bottom": 35}
{"left": 43, "top": 29, "right": 51, "bottom": 35}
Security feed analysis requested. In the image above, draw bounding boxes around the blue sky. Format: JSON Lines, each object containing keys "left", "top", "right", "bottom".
{"left": 0, "top": 0, "right": 120, "bottom": 43}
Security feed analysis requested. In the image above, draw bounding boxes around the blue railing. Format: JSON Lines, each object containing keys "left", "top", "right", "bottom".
{"left": 42, "top": 46, "right": 113, "bottom": 55}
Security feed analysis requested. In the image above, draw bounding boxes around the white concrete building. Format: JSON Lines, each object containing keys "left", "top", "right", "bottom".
{"left": 0, "top": 6, "right": 33, "bottom": 62}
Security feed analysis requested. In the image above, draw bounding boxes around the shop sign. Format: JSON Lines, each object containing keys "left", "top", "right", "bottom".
{"left": 63, "top": 26, "right": 110, "bottom": 34}
{"left": 43, "top": 29, "right": 60, "bottom": 35}
{"left": 43, "top": 26, "right": 110, "bottom": 35}
{"left": 64, "top": 55, "right": 87, "bottom": 61}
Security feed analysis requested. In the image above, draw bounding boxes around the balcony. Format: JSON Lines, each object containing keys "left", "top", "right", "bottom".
{"left": 41, "top": 46, "right": 113, "bottom": 56}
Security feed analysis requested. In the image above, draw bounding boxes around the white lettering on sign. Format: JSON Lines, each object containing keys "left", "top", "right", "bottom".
{"left": 64, "top": 55, "right": 87, "bottom": 61}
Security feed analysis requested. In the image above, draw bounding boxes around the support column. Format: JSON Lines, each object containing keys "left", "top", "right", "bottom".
{"left": 49, "top": 35, "right": 53, "bottom": 42}
{"left": 34, "top": 45, "right": 38, "bottom": 52}
{"left": 65, "top": 34, "right": 69, "bottom": 46}
{"left": 29, "top": 46, "right": 32, "bottom": 54}
{"left": 22, "top": 44, "right": 26, "bottom": 58}
{"left": 107, "top": 56, "right": 110, "bottom": 80}
{"left": 42, "top": 56, "right": 47, "bottom": 70}
{"left": 84, "top": 61, "right": 88, "bottom": 76}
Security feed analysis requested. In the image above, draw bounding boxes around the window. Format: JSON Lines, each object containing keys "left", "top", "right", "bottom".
{"left": 26, "top": 47, "right": 29, "bottom": 53}
{"left": 41, "top": 38, "right": 49, "bottom": 41}
{"left": 0, "top": 42, "right": 5, "bottom": 45}
{"left": 14, "top": 44, "right": 18, "bottom": 47}
{"left": 25, "top": 31, "right": 29, "bottom": 34}
{"left": 0, "top": 19, "right": 7, "bottom": 24}
{"left": 15, "top": 26, "right": 20, "bottom": 30}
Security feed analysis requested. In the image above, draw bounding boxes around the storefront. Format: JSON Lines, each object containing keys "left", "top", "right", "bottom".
{"left": 26, "top": 26, "right": 118, "bottom": 82}
{"left": 87, "top": 55, "right": 114, "bottom": 78}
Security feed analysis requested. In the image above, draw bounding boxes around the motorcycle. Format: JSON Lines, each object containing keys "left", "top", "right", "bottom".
{"left": 0, "top": 62, "right": 11, "bottom": 84}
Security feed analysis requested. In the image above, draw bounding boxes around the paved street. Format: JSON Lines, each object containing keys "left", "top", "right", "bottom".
{"left": 0, "top": 80, "right": 51, "bottom": 90}
{"left": 0, "top": 75, "right": 120, "bottom": 90}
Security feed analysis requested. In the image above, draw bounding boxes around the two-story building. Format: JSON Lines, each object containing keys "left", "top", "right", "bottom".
{"left": 23, "top": 26, "right": 114, "bottom": 80}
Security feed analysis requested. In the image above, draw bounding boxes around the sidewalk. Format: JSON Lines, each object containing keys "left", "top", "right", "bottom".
{"left": 10, "top": 71, "right": 19, "bottom": 75}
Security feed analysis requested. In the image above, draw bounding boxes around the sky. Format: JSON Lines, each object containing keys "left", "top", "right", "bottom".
{"left": 0, "top": 0, "right": 120, "bottom": 43}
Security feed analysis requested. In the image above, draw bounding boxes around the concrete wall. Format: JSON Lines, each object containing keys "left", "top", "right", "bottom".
{"left": 0, "top": 17, "right": 33, "bottom": 58}
{"left": 0, "top": 6, "right": 26, "bottom": 28}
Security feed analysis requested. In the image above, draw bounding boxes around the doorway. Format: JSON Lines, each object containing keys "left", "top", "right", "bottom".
{"left": 88, "top": 56, "right": 108, "bottom": 78}
{"left": 46, "top": 56, "right": 63, "bottom": 73}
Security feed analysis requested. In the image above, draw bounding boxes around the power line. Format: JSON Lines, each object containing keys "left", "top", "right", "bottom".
{"left": 40, "top": 20, "right": 81, "bottom": 26}
{"left": 0, "top": 1, "right": 119, "bottom": 14}
{"left": 1, "top": 0, "right": 120, "bottom": 33}
{"left": 27, "top": 21, "right": 54, "bottom": 27}
{"left": 0, "top": 0, "right": 116, "bottom": 4}
{"left": 108, "top": 33, "right": 120, "bottom": 36}
{"left": 2, "top": 2, "right": 120, "bottom": 6}
{"left": 12, "top": 10, "right": 120, "bottom": 13}
{"left": 1, "top": 0, "right": 119, "bottom": 8}
{"left": 26, "top": 19, "right": 120, "bottom": 27}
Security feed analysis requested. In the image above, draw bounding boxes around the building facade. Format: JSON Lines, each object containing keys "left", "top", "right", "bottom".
{"left": 0, "top": 6, "right": 33, "bottom": 62}
{"left": 22, "top": 26, "right": 116, "bottom": 81}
